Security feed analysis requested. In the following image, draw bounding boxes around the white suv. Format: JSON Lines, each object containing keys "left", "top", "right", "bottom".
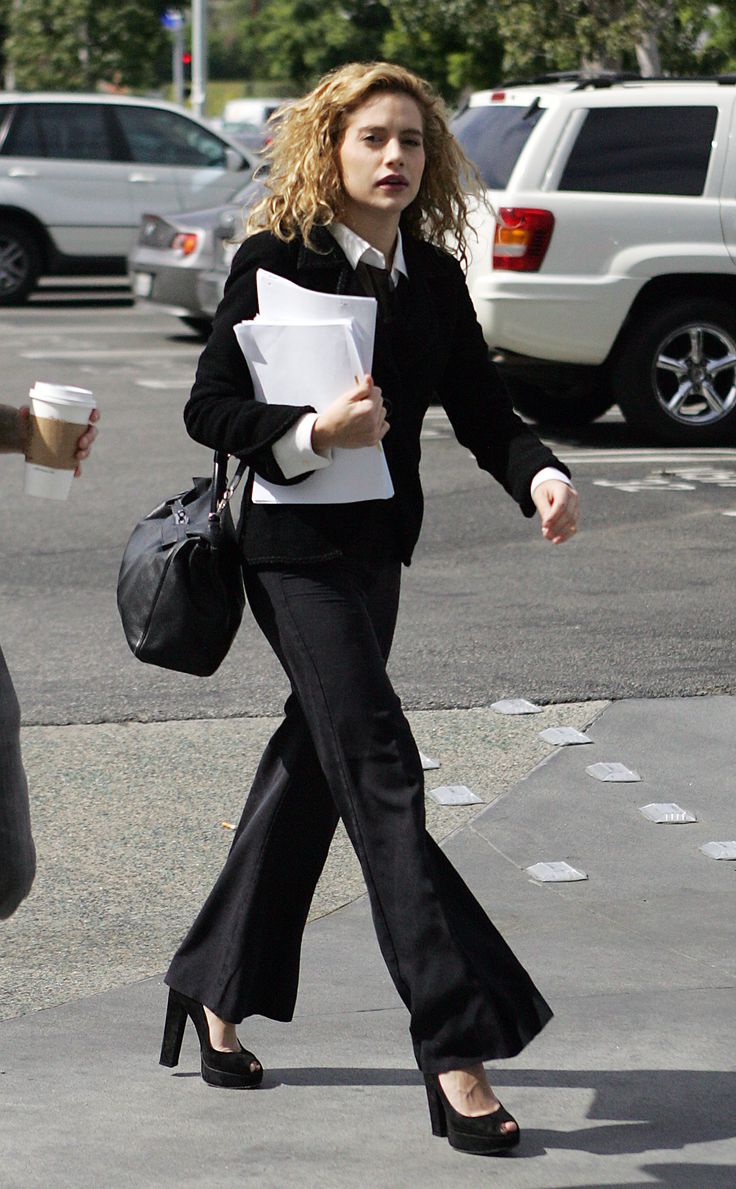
{"left": 0, "top": 93, "right": 253, "bottom": 304}
{"left": 451, "top": 77, "right": 736, "bottom": 444}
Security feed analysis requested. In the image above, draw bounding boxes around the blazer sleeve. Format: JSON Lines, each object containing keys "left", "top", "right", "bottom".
{"left": 183, "top": 232, "right": 318, "bottom": 487}
{"left": 435, "top": 255, "right": 570, "bottom": 516}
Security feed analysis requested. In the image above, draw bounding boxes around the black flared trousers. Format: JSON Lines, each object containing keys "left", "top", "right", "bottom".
{"left": 165, "top": 559, "right": 552, "bottom": 1073}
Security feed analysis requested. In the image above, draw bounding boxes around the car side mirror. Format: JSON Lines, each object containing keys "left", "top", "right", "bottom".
{"left": 215, "top": 211, "right": 238, "bottom": 240}
{"left": 225, "top": 148, "right": 247, "bottom": 172}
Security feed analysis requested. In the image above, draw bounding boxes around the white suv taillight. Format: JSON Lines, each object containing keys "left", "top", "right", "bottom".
{"left": 493, "top": 207, "right": 554, "bottom": 272}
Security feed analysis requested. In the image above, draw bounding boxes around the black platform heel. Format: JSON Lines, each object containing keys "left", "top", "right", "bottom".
{"left": 159, "top": 988, "right": 264, "bottom": 1089}
{"left": 424, "top": 1074, "right": 520, "bottom": 1155}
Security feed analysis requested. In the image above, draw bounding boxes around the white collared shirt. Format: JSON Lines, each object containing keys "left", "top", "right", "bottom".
{"left": 328, "top": 222, "right": 408, "bottom": 287}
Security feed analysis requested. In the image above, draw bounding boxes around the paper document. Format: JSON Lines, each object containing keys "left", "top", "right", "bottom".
{"left": 256, "top": 269, "right": 376, "bottom": 374}
{"left": 233, "top": 317, "right": 393, "bottom": 505}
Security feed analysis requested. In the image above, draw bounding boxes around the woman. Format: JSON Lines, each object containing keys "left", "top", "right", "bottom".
{"left": 160, "top": 61, "right": 579, "bottom": 1156}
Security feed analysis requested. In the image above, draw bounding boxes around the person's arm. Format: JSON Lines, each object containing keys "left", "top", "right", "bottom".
{"left": 0, "top": 404, "right": 27, "bottom": 453}
{"left": 435, "top": 255, "right": 574, "bottom": 521}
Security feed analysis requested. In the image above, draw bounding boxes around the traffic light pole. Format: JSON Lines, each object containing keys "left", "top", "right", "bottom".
{"left": 190, "top": 0, "right": 208, "bottom": 117}
{"left": 172, "top": 23, "right": 185, "bottom": 106}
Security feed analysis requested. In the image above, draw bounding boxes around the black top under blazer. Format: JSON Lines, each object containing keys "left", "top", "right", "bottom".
{"left": 184, "top": 227, "right": 571, "bottom": 567}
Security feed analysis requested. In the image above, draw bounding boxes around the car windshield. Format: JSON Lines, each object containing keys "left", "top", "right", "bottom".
{"left": 451, "top": 103, "right": 544, "bottom": 189}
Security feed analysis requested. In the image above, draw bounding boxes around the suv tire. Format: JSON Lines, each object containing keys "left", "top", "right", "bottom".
{"left": 613, "top": 298, "right": 736, "bottom": 445}
{"left": 506, "top": 377, "right": 614, "bottom": 428}
{"left": 0, "top": 222, "right": 41, "bottom": 305}
{"left": 179, "top": 315, "right": 213, "bottom": 338}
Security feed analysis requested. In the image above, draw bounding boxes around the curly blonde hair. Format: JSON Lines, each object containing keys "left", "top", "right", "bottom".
{"left": 246, "top": 61, "right": 480, "bottom": 263}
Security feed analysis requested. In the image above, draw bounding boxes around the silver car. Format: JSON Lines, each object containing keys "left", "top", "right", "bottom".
{"left": 128, "top": 176, "right": 265, "bottom": 335}
{"left": 0, "top": 93, "right": 254, "bottom": 304}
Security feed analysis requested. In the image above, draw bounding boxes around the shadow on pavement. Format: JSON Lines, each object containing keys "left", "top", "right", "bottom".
{"left": 209, "top": 1065, "right": 736, "bottom": 1162}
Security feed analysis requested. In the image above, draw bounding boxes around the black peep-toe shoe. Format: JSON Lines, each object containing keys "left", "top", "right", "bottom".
{"left": 159, "top": 987, "right": 264, "bottom": 1089}
{"left": 424, "top": 1073, "right": 520, "bottom": 1155}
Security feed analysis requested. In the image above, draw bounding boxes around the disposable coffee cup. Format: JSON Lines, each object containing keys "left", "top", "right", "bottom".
{"left": 24, "top": 383, "right": 96, "bottom": 500}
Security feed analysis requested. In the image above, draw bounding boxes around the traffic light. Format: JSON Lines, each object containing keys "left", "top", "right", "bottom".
{"left": 182, "top": 51, "right": 192, "bottom": 100}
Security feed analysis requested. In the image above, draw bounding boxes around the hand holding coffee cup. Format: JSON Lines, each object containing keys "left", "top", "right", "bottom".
{"left": 24, "top": 383, "right": 98, "bottom": 499}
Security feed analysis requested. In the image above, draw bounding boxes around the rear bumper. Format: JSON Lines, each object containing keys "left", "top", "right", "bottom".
{"left": 469, "top": 273, "right": 642, "bottom": 365}
{"left": 128, "top": 262, "right": 203, "bottom": 317}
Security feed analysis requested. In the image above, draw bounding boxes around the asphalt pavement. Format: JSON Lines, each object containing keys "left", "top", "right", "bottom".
{"left": 1, "top": 695, "right": 734, "bottom": 1188}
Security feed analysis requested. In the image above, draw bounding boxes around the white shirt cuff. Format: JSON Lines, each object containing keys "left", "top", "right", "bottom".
{"left": 271, "top": 413, "right": 333, "bottom": 480}
{"left": 530, "top": 467, "right": 573, "bottom": 497}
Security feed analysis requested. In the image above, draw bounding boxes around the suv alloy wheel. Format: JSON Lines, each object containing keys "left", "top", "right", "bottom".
{"left": 0, "top": 222, "right": 41, "bottom": 305}
{"left": 613, "top": 298, "right": 736, "bottom": 445}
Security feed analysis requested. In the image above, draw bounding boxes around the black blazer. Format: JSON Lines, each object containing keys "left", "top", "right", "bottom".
{"left": 184, "top": 228, "right": 570, "bottom": 566}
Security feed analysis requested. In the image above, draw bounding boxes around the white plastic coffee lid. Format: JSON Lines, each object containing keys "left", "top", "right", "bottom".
{"left": 30, "top": 382, "right": 96, "bottom": 406}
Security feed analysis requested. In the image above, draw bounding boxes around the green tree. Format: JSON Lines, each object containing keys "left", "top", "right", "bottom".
{"left": 382, "top": 0, "right": 503, "bottom": 96}
{"left": 491, "top": 0, "right": 722, "bottom": 79}
{"left": 242, "top": 0, "right": 388, "bottom": 88}
{"left": 6, "top": 0, "right": 168, "bottom": 92}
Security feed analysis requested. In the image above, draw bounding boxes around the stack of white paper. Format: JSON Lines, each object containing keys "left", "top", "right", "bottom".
{"left": 233, "top": 270, "right": 393, "bottom": 505}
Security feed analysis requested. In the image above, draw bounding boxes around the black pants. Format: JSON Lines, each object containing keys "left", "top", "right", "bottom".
{"left": 165, "top": 560, "right": 552, "bottom": 1073}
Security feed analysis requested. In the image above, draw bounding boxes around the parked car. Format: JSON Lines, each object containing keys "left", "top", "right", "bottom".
{"left": 0, "top": 93, "right": 254, "bottom": 304}
{"left": 215, "top": 120, "right": 268, "bottom": 155}
{"left": 128, "top": 175, "right": 266, "bottom": 334}
{"left": 220, "top": 97, "right": 288, "bottom": 128}
{"left": 451, "top": 76, "right": 736, "bottom": 444}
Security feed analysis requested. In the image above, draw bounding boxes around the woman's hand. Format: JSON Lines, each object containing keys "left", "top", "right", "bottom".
{"left": 532, "top": 479, "right": 579, "bottom": 544}
{"left": 311, "top": 375, "right": 389, "bottom": 452}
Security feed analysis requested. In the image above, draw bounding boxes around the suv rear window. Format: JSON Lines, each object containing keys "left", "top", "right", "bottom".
{"left": 559, "top": 106, "right": 717, "bottom": 196}
{"left": 451, "top": 104, "right": 543, "bottom": 189}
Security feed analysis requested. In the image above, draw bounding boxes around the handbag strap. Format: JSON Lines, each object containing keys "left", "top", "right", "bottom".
{"left": 211, "top": 451, "right": 248, "bottom": 518}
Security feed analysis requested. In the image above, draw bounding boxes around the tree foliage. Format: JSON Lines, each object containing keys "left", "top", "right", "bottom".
{"left": 2, "top": 0, "right": 734, "bottom": 98}
{"left": 491, "top": 0, "right": 724, "bottom": 78}
{"left": 208, "top": 0, "right": 733, "bottom": 98}
{"left": 5, "top": 0, "right": 168, "bottom": 91}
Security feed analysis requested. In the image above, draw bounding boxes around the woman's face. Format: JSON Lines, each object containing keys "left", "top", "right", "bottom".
{"left": 337, "top": 92, "right": 426, "bottom": 231}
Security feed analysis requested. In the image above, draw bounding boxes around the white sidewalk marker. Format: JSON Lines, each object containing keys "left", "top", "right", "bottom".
{"left": 639, "top": 803, "right": 697, "bottom": 824}
{"left": 586, "top": 762, "right": 641, "bottom": 782}
{"left": 539, "top": 726, "right": 593, "bottom": 746}
{"left": 526, "top": 861, "right": 588, "bottom": 883}
{"left": 428, "top": 784, "right": 482, "bottom": 806}
{"left": 492, "top": 698, "right": 542, "bottom": 715}
{"left": 419, "top": 751, "right": 440, "bottom": 770}
{"left": 700, "top": 841, "right": 736, "bottom": 860}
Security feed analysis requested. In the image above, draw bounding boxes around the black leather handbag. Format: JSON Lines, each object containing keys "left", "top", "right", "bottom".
{"left": 117, "top": 452, "right": 247, "bottom": 676}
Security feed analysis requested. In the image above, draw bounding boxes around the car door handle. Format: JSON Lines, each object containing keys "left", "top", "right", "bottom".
{"left": 8, "top": 166, "right": 39, "bottom": 177}
{"left": 128, "top": 172, "right": 157, "bottom": 183}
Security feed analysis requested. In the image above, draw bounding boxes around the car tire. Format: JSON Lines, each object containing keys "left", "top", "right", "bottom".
{"left": 505, "top": 377, "right": 614, "bottom": 428}
{"left": 180, "top": 316, "right": 213, "bottom": 338}
{"left": 0, "top": 223, "right": 41, "bottom": 305}
{"left": 613, "top": 298, "right": 736, "bottom": 445}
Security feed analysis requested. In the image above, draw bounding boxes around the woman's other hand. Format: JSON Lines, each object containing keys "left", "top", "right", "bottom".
{"left": 533, "top": 479, "right": 579, "bottom": 544}
{"left": 311, "top": 375, "right": 388, "bottom": 451}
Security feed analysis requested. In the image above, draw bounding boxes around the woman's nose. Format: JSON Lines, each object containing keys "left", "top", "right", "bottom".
{"left": 384, "top": 138, "right": 404, "bottom": 164}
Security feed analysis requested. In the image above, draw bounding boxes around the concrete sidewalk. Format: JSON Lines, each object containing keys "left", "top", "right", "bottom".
{"left": 1, "top": 697, "right": 735, "bottom": 1187}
